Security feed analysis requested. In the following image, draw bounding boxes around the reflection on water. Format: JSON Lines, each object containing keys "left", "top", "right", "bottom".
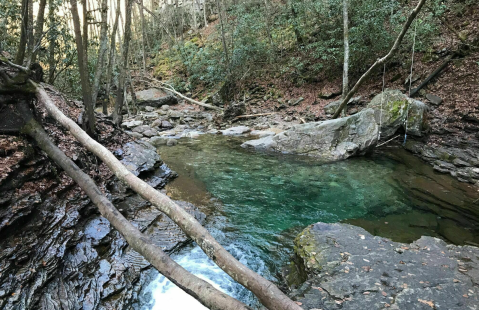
{"left": 143, "top": 134, "right": 479, "bottom": 309}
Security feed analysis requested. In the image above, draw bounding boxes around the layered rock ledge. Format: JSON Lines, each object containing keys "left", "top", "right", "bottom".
{"left": 285, "top": 222, "right": 479, "bottom": 310}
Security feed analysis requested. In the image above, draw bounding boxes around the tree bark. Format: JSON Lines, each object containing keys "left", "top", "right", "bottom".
{"left": 112, "top": 0, "right": 133, "bottom": 126}
{"left": 92, "top": 0, "right": 109, "bottom": 108}
{"left": 47, "top": 0, "right": 56, "bottom": 84}
{"left": 15, "top": 0, "right": 29, "bottom": 65}
{"left": 20, "top": 89, "right": 252, "bottom": 310}
{"left": 26, "top": 0, "right": 34, "bottom": 64}
{"left": 104, "top": 0, "right": 121, "bottom": 115}
{"left": 36, "top": 85, "right": 303, "bottom": 310}
{"left": 203, "top": 0, "right": 208, "bottom": 27}
{"left": 332, "top": 0, "right": 427, "bottom": 119}
{"left": 30, "top": 0, "right": 48, "bottom": 65}
{"left": 70, "top": 0, "right": 96, "bottom": 135}
{"left": 139, "top": 0, "right": 148, "bottom": 73}
{"left": 342, "top": 0, "right": 349, "bottom": 116}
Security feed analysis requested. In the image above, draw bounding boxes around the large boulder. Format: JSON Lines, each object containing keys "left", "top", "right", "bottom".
{"left": 130, "top": 88, "right": 178, "bottom": 107}
{"left": 367, "top": 90, "right": 428, "bottom": 138}
{"left": 242, "top": 108, "right": 378, "bottom": 161}
{"left": 323, "top": 96, "right": 363, "bottom": 115}
{"left": 287, "top": 222, "right": 479, "bottom": 310}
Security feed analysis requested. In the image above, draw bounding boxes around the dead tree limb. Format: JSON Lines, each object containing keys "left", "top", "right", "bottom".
{"left": 32, "top": 82, "right": 302, "bottom": 310}
{"left": 332, "top": 0, "right": 427, "bottom": 119}
{"left": 409, "top": 53, "right": 454, "bottom": 97}
{"left": 17, "top": 102, "right": 251, "bottom": 310}
{"left": 145, "top": 77, "right": 223, "bottom": 112}
{"left": 234, "top": 112, "right": 275, "bottom": 120}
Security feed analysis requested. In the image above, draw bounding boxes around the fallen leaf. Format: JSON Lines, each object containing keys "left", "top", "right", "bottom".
{"left": 382, "top": 291, "right": 387, "bottom": 297}
{"left": 418, "top": 299, "right": 435, "bottom": 308}
{"left": 453, "top": 279, "right": 461, "bottom": 283}
{"left": 363, "top": 291, "right": 370, "bottom": 295}
{"left": 295, "top": 301, "right": 302, "bottom": 305}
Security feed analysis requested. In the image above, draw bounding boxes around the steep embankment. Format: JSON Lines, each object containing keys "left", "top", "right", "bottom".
{"left": 0, "top": 87, "right": 204, "bottom": 309}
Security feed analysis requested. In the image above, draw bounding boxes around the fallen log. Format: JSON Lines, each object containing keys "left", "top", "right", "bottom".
{"left": 409, "top": 53, "right": 454, "bottom": 97}
{"left": 143, "top": 77, "right": 223, "bottom": 112}
{"left": 16, "top": 101, "right": 251, "bottom": 310}
{"left": 33, "top": 82, "right": 302, "bottom": 310}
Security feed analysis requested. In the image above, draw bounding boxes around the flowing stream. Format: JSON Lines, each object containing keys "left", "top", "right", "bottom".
{"left": 140, "top": 134, "right": 479, "bottom": 309}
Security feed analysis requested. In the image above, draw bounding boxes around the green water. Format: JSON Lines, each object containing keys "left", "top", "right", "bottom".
{"left": 145, "top": 134, "right": 478, "bottom": 309}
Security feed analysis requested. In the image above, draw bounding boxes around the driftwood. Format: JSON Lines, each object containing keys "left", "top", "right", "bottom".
{"left": 144, "top": 77, "right": 223, "bottom": 112}
{"left": 33, "top": 82, "right": 302, "bottom": 310}
{"left": 16, "top": 101, "right": 251, "bottom": 310}
{"left": 332, "top": 0, "right": 427, "bottom": 118}
{"left": 409, "top": 53, "right": 455, "bottom": 97}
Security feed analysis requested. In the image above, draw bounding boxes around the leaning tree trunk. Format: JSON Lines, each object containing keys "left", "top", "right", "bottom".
{"left": 332, "top": 0, "right": 427, "bottom": 118}
{"left": 92, "top": 0, "right": 109, "bottom": 108}
{"left": 47, "top": 0, "right": 56, "bottom": 84}
{"left": 216, "top": 0, "right": 230, "bottom": 72}
{"left": 70, "top": 0, "right": 96, "bottom": 135}
{"left": 112, "top": 0, "right": 133, "bottom": 126}
{"left": 35, "top": 79, "right": 303, "bottom": 310}
{"left": 19, "top": 87, "right": 252, "bottom": 310}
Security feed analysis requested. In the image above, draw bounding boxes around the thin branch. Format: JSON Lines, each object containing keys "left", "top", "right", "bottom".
{"left": 332, "top": 0, "right": 427, "bottom": 118}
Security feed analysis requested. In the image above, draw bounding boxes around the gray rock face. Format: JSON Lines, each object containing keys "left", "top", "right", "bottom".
{"left": 131, "top": 89, "right": 178, "bottom": 107}
{"left": 426, "top": 93, "right": 443, "bottom": 106}
{"left": 242, "top": 109, "right": 378, "bottom": 161}
{"left": 368, "top": 90, "right": 428, "bottom": 138}
{"left": 149, "top": 136, "right": 168, "bottom": 147}
{"left": 287, "top": 222, "right": 479, "bottom": 310}
{"left": 168, "top": 110, "right": 183, "bottom": 119}
{"left": 120, "top": 141, "right": 161, "bottom": 176}
{"left": 220, "top": 126, "right": 251, "bottom": 136}
{"left": 0, "top": 135, "right": 183, "bottom": 310}
{"left": 121, "top": 120, "right": 143, "bottom": 129}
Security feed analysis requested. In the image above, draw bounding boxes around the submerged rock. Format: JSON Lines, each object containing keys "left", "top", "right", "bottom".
{"left": 287, "top": 222, "right": 479, "bottom": 310}
{"left": 242, "top": 109, "right": 378, "bottom": 161}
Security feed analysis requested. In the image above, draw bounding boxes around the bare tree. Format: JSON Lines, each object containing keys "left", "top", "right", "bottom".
{"left": 92, "top": 0, "right": 109, "bottom": 108}
{"left": 216, "top": 0, "right": 230, "bottom": 71}
{"left": 332, "top": 0, "right": 427, "bottom": 118}
{"left": 112, "top": 0, "right": 133, "bottom": 125}
{"left": 29, "top": 0, "right": 48, "bottom": 65}
{"left": 15, "top": 0, "right": 29, "bottom": 65}
{"left": 70, "top": 0, "right": 96, "bottom": 135}
{"left": 341, "top": 0, "right": 349, "bottom": 116}
{"left": 104, "top": 0, "right": 121, "bottom": 114}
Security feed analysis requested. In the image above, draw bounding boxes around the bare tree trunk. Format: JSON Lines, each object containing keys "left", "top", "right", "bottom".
{"left": 20, "top": 89, "right": 252, "bottom": 310}
{"left": 70, "top": 0, "right": 96, "bottom": 135}
{"left": 203, "top": 0, "right": 208, "bottom": 27}
{"left": 216, "top": 0, "right": 230, "bottom": 71}
{"left": 15, "top": 0, "right": 29, "bottom": 65}
{"left": 112, "top": 0, "right": 133, "bottom": 126}
{"left": 82, "top": 0, "right": 89, "bottom": 61}
{"left": 25, "top": 0, "right": 34, "bottom": 65}
{"left": 29, "top": 0, "right": 48, "bottom": 65}
{"left": 104, "top": 0, "right": 121, "bottom": 115}
{"left": 139, "top": 0, "right": 148, "bottom": 74}
{"left": 92, "top": 0, "right": 109, "bottom": 108}
{"left": 35, "top": 83, "right": 303, "bottom": 310}
{"left": 332, "top": 0, "right": 427, "bottom": 118}
{"left": 341, "top": 0, "right": 349, "bottom": 117}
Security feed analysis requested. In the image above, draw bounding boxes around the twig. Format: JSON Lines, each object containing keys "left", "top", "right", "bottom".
{"left": 234, "top": 112, "right": 275, "bottom": 120}
{"left": 376, "top": 135, "right": 400, "bottom": 148}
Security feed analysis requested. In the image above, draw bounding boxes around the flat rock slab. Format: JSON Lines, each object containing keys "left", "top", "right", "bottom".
{"left": 220, "top": 126, "right": 251, "bottom": 136}
{"left": 289, "top": 222, "right": 479, "bottom": 310}
{"left": 120, "top": 141, "right": 160, "bottom": 176}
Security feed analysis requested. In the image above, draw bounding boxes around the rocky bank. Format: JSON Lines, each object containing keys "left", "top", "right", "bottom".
{"left": 285, "top": 222, "right": 479, "bottom": 310}
{"left": 0, "top": 90, "right": 205, "bottom": 310}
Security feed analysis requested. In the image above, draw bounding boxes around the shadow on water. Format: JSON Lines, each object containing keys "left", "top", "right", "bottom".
{"left": 141, "top": 134, "right": 479, "bottom": 309}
